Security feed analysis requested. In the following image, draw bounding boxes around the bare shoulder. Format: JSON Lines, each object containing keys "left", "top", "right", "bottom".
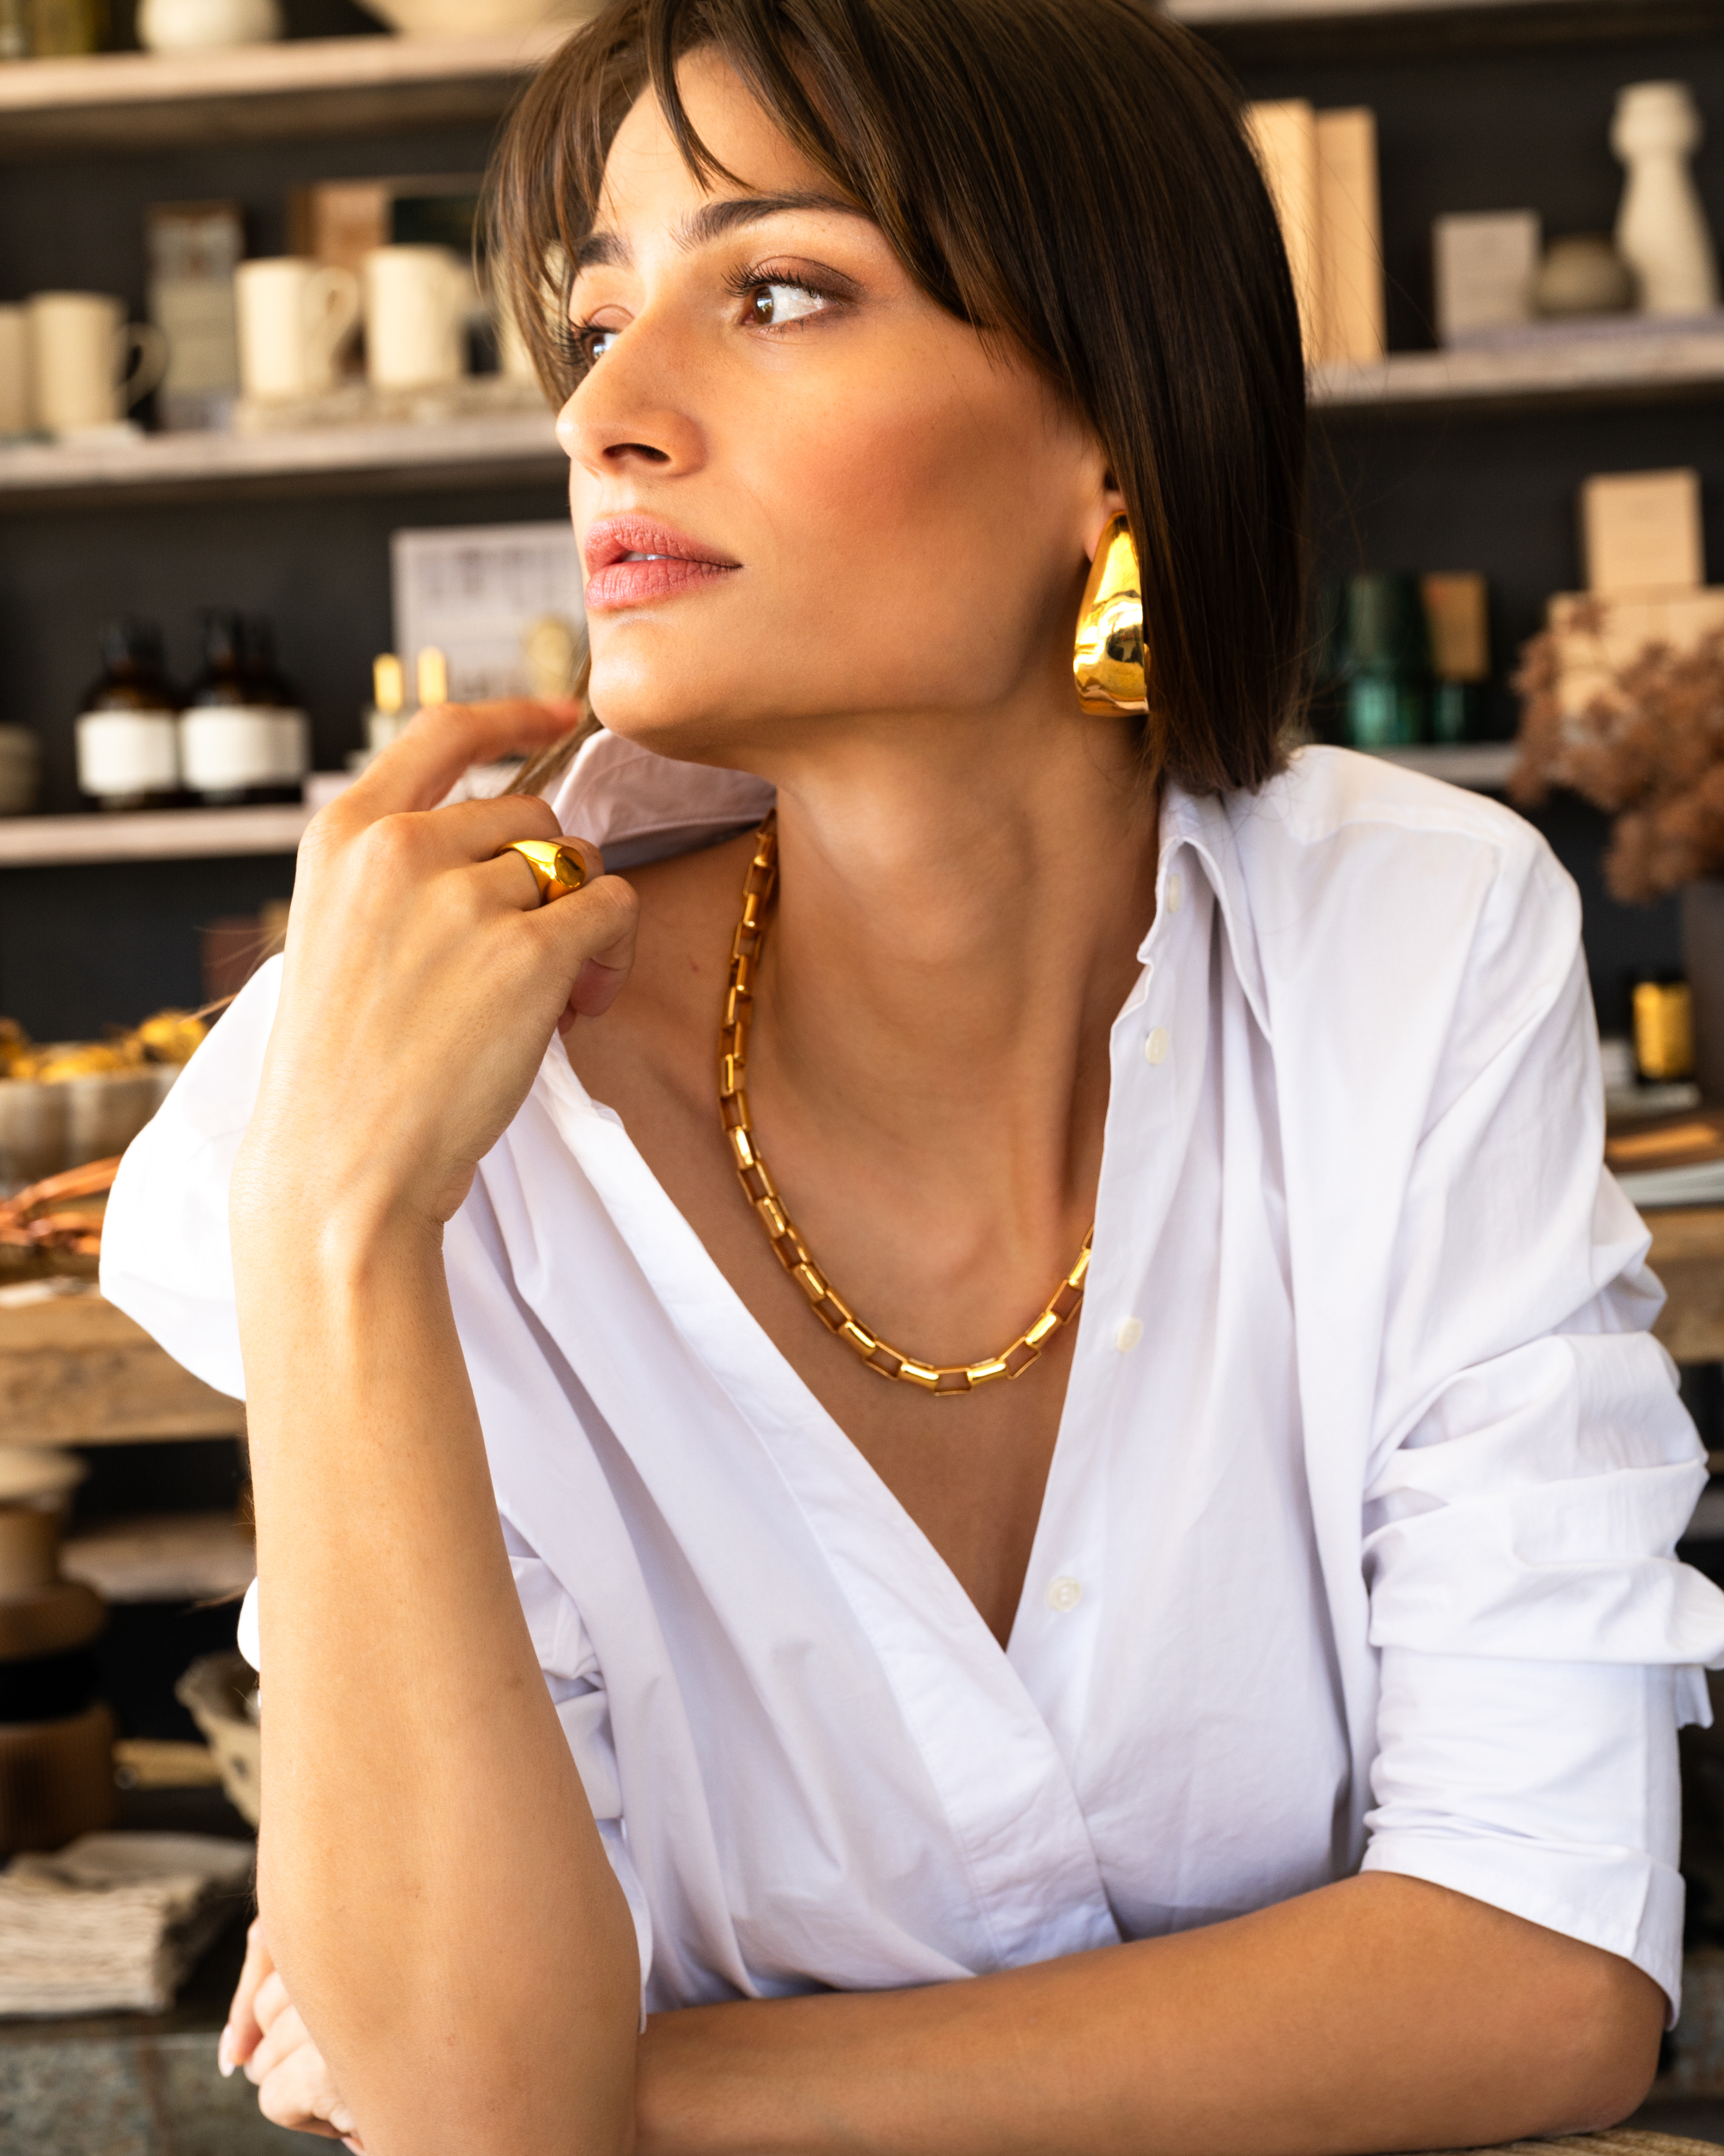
{"left": 565, "top": 829, "right": 755, "bottom": 1113}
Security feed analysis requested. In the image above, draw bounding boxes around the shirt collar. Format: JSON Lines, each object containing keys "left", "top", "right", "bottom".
{"left": 549, "top": 728, "right": 1272, "bottom": 1044}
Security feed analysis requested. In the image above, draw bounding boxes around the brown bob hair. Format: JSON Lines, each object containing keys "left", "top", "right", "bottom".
{"left": 488, "top": 0, "right": 1306, "bottom": 798}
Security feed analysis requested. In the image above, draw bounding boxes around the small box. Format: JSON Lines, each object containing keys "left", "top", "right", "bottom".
{"left": 1581, "top": 468, "right": 1704, "bottom": 595}
{"left": 1420, "top": 573, "right": 1489, "bottom": 682}
{"left": 1432, "top": 211, "right": 1540, "bottom": 344}
{"left": 145, "top": 201, "right": 243, "bottom": 432}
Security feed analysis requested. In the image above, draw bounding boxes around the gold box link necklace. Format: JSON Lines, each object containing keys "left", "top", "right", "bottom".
{"left": 718, "top": 815, "right": 1093, "bottom": 1395}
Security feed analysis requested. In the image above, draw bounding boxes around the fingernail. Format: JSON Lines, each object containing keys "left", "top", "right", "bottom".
{"left": 217, "top": 2026, "right": 234, "bottom": 2078}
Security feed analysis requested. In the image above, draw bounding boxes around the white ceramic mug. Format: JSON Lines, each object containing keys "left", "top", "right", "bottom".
{"left": 235, "top": 257, "right": 361, "bottom": 401}
{"left": 0, "top": 306, "right": 31, "bottom": 437}
{"left": 26, "top": 293, "right": 168, "bottom": 435}
{"left": 363, "top": 245, "right": 471, "bottom": 391}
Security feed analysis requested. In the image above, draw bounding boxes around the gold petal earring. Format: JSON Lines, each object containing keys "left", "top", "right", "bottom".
{"left": 1073, "top": 513, "right": 1149, "bottom": 715}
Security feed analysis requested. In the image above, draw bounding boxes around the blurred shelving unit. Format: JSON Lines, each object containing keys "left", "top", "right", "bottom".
{"left": 0, "top": 410, "right": 561, "bottom": 510}
{"left": 0, "top": 27, "right": 562, "bottom": 157}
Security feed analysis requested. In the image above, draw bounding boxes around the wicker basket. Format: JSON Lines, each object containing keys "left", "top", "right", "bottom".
{"left": 175, "top": 1650, "right": 260, "bottom": 1828}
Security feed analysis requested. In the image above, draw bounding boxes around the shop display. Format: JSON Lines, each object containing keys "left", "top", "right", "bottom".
{"left": 0, "top": 304, "right": 29, "bottom": 438}
{"left": 361, "top": 243, "right": 475, "bottom": 391}
{"left": 1244, "top": 99, "right": 1385, "bottom": 365}
{"left": 392, "top": 519, "right": 584, "bottom": 704}
{"left": 364, "top": 650, "right": 409, "bottom": 759}
{"left": 73, "top": 618, "right": 180, "bottom": 811}
{"left": 25, "top": 292, "right": 167, "bottom": 439}
{"left": 1420, "top": 573, "right": 1490, "bottom": 744}
{"left": 0, "top": 725, "right": 40, "bottom": 816}
{"left": 0, "top": 1008, "right": 205, "bottom": 1195}
{"left": 1338, "top": 574, "right": 1431, "bottom": 749}
{"left": 1532, "top": 234, "right": 1636, "bottom": 319}
{"left": 234, "top": 255, "right": 361, "bottom": 403}
{"left": 145, "top": 203, "right": 244, "bottom": 435}
{"left": 14, "top": 0, "right": 106, "bottom": 56}
{"left": 0, "top": 1829, "right": 255, "bottom": 2013}
{"left": 177, "top": 608, "right": 309, "bottom": 804}
{"left": 1431, "top": 211, "right": 1541, "bottom": 344}
{"left": 136, "top": 0, "right": 279, "bottom": 49}
{"left": 0, "top": 1446, "right": 113, "bottom": 1859}
{"left": 1613, "top": 80, "right": 1720, "bottom": 317}
{"left": 1581, "top": 466, "right": 1705, "bottom": 594}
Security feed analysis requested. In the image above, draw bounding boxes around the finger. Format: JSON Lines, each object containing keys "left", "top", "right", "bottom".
{"left": 245, "top": 1996, "right": 311, "bottom": 2085}
{"left": 488, "top": 833, "right": 608, "bottom": 912}
{"left": 317, "top": 783, "right": 565, "bottom": 870}
{"left": 244, "top": 1973, "right": 295, "bottom": 2069}
{"left": 520, "top": 872, "right": 640, "bottom": 1030}
{"left": 343, "top": 698, "right": 584, "bottom": 818}
{"left": 255, "top": 2037, "right": 350, "bottom": 2140}
{"left": 219, "top": 1916, "right": 275, "bottom": 2076}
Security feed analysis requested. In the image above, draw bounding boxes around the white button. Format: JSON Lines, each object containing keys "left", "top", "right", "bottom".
{"left": 1046, "top": 1575, "right": 1083, "bottom": 1613}
{"left": 1144, "top": 1027, "right": 1170, "bottom": 1065}
{"left": 1114, "top": 1316, "right": 1143, "bottom": 1353}
{"left": 1167, "top": 872, "right": 1183, "bottom": 913}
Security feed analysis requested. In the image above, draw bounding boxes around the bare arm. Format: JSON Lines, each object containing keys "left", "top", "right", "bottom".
{"left": 634, "top": 1871, "right": 1662, "bottom": 2156}
{"left": 229, "top": 701, "right": 642, "bottom": 2156}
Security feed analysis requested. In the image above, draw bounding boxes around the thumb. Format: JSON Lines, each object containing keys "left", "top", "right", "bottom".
{"left": 524, "top": 871, "right": 640, "bottom": 1031}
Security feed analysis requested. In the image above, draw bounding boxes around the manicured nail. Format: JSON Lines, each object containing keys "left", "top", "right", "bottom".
{"left": 217, "top": 2026, "right": 235, "bottom": 2078}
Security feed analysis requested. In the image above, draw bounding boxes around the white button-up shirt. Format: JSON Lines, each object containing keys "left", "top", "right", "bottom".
{"left": 102, "top": 734, "right": 1724, "bottom": 2018}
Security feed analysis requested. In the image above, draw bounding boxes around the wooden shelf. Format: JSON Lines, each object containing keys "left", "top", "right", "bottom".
{"left": 0, "top": 408, "right": 563, "bottom": 511}
{"left": 1313, "top": 321, "right": 1724, "bottom": 417}
{"left": 1169, "top": 0, "right": 1714, "bottom": 57}
{"left": 0, "top": 325, "right": 1713, "bottom": 513}
{"left": 0, "top": 803, "right": 310, "bottom": 866}
{"left": 0, "top": 28, "right": 565, "bottom": 159}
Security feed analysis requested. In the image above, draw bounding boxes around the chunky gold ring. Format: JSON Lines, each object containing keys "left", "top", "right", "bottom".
{"left": 499, "top": 839, "right": 588, "bottom": 903}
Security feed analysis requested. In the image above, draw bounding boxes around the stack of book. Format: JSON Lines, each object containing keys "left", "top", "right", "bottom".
{"left": 0, "top": 1831, "right": 253, "bottom": 2016}
{"left": 1244, "top": 100, "right": 1386, "bottom": 366}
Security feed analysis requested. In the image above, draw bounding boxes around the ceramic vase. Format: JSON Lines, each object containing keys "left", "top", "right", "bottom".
{"left": 1612, "top": 81, "right": 1721, "bottom": 317}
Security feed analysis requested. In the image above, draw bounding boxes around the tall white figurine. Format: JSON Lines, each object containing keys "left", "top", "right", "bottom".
{"left": 1612, "top": 81, "right": 1721, "bottom": 316}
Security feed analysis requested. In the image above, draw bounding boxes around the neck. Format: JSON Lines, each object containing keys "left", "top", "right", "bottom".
{"left": 744, "top": 692, "right": 1161, "bottom": 1227}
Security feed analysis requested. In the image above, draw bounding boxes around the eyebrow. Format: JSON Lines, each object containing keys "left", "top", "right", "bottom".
{"left": 572, "top": 191, "right": 870, "bottom": 274}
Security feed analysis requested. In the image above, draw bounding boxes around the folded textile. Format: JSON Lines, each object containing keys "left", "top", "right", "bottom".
{"left": 0, "top": 1831, "right": 254, "bottom": 2016}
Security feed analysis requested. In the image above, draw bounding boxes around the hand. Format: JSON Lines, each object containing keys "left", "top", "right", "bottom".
{"left": 230, "top": 698, "right": 639, "bottom": 1241}
{"left": 220, "top": 1917, "right": 363, "bottom": 2149}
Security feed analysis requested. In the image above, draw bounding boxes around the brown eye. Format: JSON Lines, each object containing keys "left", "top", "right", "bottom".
{"left": 748, "top": 283, "right": 826, "bottom": 329}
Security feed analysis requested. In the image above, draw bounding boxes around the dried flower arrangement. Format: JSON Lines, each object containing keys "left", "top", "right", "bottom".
{"left": 1512, "top": 604, "right": 1724, "bottom": 902}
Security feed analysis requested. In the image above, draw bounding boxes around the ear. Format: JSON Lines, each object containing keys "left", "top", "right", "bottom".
{"left": 1080, "top": 468, "right": 1129, "bottom": 564}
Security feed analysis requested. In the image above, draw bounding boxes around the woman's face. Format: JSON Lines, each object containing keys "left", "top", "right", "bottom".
{"left": 562, "top": 52, "right": 1117, "bottom": 767}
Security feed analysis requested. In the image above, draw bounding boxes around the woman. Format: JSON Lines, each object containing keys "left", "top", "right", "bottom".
{"left": 103, "top": 1, "right": 1724, "bottom": 2149}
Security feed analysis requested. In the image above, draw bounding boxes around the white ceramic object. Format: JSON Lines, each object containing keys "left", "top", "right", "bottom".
{"left": 357, "top": 0, "right": 594, "bottom": 35}
{"left": 137, "top": 0, "right": 281, "bottom": 50}
{"left": 1613, "top": 82, "right": 1721, "bottom": 317}
{"left": 362, "top": 245, "right": 470, "bottom": 390}
{"left": 75, "top": 711, "right": 179, "bottom": 803}
{"left": 178, "top": 705, "right": 309, "bottom": 796}
{"left": 235, "top": 257, "right": 361, "bottom": 400}
{"left": 26, "top": 294, "right": 167, "bottom": 436}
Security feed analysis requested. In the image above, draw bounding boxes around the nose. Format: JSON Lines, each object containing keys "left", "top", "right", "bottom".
{"left": 557, "top": 335, "right": 707, "bottom": 485}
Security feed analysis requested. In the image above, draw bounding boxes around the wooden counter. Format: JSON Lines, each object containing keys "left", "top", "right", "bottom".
{"left": 0, "top": 1287, "right": 242, "bottom": 1447}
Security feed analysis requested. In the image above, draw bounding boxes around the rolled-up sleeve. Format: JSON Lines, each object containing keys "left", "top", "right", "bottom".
{"left": 502, "top": 1520, "right": 654, "bottom": 2010}
{"left": 1356, "top": 874, "right": 1724, "bottom": 2017}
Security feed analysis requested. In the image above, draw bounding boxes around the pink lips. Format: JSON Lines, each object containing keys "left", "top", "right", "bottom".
{"left": 584, "top": 515, "right": 739, "bottom": 611}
